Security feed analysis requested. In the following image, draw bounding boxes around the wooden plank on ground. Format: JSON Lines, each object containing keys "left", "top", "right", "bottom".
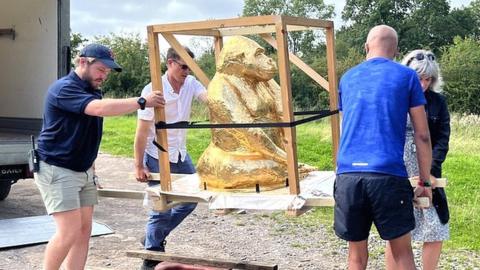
{"left": 126, "top": 250, "right": 278, "bottom": 270}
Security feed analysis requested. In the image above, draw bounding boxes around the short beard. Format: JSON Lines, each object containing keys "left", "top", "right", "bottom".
{"left": 83, "top": 66, "right": 100, "bottom": 89}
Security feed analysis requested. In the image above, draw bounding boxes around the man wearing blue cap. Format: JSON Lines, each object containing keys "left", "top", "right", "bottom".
{"left": 34, "top": 43, "right": 165, "bottom": 270}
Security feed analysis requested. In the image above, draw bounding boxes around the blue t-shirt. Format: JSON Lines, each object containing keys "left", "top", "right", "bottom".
{"left": 337, "top": 57, "right": 426, "bottom": 177}
{"left": 37, "top": 71, "right": 103, "bottom": 172}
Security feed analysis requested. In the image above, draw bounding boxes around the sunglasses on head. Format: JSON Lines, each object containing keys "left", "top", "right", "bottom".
{"left": 172, "top": 59, "right": 190, "bottom": 70}
{"left": 406, "top": 52, "right": 435, "bottom": 66}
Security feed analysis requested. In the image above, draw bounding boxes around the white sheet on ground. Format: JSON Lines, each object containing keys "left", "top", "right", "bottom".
{"left": 147, "top": 171, "right": 335, "bottom": 211}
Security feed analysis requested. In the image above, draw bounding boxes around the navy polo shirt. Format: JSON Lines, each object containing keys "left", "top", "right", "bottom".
{"left": 37, "top": 71, "right": 103, "bottom": 172}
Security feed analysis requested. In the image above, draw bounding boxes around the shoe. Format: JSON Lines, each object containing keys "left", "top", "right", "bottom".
{"left": 140, "top": 259, "right": 159, "bottom": 270}
{"left": 140, "top": 235, "right": 167, "bottom": 252}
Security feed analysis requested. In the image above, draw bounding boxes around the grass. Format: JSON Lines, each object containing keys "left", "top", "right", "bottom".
{"left": 100, "top": 112, "right": 480, "bottom": 251}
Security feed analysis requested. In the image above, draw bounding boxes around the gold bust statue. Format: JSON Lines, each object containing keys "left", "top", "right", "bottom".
{"left": 196, "top": 36, "right": 288, "bottom": 190}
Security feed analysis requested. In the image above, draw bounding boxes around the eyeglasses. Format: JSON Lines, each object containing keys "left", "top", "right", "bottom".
{"left": 172, "top": 59, "right": 190, "bottom": 70}
{"left": 406, "top": 52, "right": 436, "bottom": 66}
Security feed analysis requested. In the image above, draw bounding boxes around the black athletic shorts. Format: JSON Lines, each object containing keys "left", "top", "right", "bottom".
{"left": 334, "top": 172, "right": 415, "bottom": 241}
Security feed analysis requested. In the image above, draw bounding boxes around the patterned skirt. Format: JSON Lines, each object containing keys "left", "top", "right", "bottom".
{"left": 411, "top": 207, "right": 449, "bottom": 242}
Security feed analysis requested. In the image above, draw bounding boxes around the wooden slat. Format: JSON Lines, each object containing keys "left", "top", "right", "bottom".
{"left": 127, "top": 173, "right": 188, "bottom": 182}
{"left": 218, "top": 25, "right": 310, "bottom": 36}
{"left": 97, "top": 189, "right": 145, "bottom": 200}
{"left": 168, "top": 29, "right": 221, "bottom": 36}
{"left": 305, "top": 197, "right": 335, "bottom": 207}
{"left": 161, "top": 33, "right": 210, "bottom": 88}
{"left": 283, "top": 16, "right": 333, "bottom": 29}
{"left": 126, "top": 250, "right": 278, "bottom": 270}
{"left": 275, "top": 19, "right": 300, "bottom": 195}
{"left": 259, "top": 33, "right": 330, "bottom": 91}
{"left": 146, "top": 188, "right": 212, "bottom": 203}
{"left": 147, "top": 26, "right": 172, "bottom": 191}
{"left": 325, "top": 26, "right": 340, "bottom": 167}
{"left": 409, "top": 178, "right": 447, "bottom": 188}
{"left": 150, "top": 15, "right": 279, "bottom": 34}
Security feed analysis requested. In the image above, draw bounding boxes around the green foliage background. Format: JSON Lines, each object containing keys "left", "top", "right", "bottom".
{"left": 71, "top": 0, "right": 480, "bottom": 113}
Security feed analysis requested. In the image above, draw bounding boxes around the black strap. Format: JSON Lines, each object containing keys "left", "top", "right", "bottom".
{"left": 152, "top": 109, "right": 339, "bottom": 152}
{"left": 154, "top": 109, "right": 338, "bottom": 130}
{"left": 152, "top": 140, "right": 167, "bottom": 152}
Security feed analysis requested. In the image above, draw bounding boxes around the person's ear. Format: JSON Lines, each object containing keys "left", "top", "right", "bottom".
{"left": 79, "top": 57, "right": 88, "bottom": 66}
{"left": 364, "top": 43, "right": 369, "bottom": 55}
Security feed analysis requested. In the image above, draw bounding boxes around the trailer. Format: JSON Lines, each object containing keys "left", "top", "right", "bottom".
{"left": 0, "top": 0, "right": 70, "bottom": 200}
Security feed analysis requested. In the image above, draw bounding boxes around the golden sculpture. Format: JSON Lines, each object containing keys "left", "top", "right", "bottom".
{"left": 196, "top": 36, "right": 289, "bottom": 190}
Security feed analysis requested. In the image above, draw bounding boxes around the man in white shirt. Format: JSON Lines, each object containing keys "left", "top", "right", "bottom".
{"left": 134, "top": 47, "right": 207, "bottom": 270}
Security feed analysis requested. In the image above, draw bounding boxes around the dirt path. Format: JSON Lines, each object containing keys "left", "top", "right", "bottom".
{"left": 0, "top": 153, "right": 478, "bottom": 270}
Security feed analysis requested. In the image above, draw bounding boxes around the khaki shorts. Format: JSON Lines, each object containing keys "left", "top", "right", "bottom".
{"left": 34, "top": 161, "right": 98, "bottom": 214}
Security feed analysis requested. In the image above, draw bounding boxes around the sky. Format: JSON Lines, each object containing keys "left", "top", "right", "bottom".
{"left": 71, "top": 0, "right": 473, "bottom": 49}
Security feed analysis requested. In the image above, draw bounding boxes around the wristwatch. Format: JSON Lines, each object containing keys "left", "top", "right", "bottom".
{"left": 418, "top": 179, "right": 432, "bottom": 187}
{"left": 137, "top": 97, "right": 146, "bottom": 110}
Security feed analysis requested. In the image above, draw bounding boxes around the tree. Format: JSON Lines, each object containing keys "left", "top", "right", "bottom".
{"left": 196, "top": 48, "right": 216, "bottom": 79}
{"left": 339, "top": 0, "right": 413, "bottom": 53}
{"left": 339, "top": 0, "right": 478, "bottom": 55}
{"left": 242, "top": 0, "right": 334, "bottom": 55}
{"left": 440, "top": 36, "right": 480, "bottom": 114}
{"left": 70, "top": 32, "right": 88, "bottom": 64}
{"left": 94, "top": 33, "right": 150, "bottom": 98}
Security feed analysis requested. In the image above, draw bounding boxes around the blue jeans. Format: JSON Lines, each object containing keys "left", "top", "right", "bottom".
{"left": 144, "top": 153, "right": 197, "bottom": 251}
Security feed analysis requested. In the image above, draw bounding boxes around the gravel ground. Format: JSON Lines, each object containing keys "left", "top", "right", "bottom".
{"left": 0, "top": 153, "right": 479, "bottom": 270}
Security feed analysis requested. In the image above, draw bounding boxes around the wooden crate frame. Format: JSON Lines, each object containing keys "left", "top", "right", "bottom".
{"left": 147, "top": 15, "right": 340, "bottom": 195}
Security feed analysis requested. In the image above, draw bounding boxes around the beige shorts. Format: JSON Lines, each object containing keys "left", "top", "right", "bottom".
{"left": 34, "top": 161, "right": 98, "bottom": 214}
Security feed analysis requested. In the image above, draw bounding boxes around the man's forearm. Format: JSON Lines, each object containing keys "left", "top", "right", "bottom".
{"left": 414, "top": 133, "right": 432, "bottom": 182}
{"left": 86, "top": 98, "right": 140, "bottom": 117}
{"left": 134, "top": 136, "right": 148, "bottom": 169}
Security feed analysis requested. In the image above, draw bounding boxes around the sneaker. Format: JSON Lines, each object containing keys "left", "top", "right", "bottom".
{"left": 140, "top": 259, "right": 159, "bottom": 270}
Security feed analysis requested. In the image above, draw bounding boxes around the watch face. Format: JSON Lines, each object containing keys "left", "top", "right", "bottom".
{"left": 138, "top": 97, "right": 146, "bottom": 109}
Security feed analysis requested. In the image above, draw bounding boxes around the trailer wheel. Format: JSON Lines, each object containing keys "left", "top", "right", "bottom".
{"left": 0, "top": 182, "right": 12, "bottom": 200}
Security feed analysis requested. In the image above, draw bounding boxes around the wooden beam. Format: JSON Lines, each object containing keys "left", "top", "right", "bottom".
{"left": 305, "top": 197, "right": 335, "bottom": 207}
{"left": 275, "top": 19, "right": 300, "bottom": 195}
{"left": 218, "top": 25, "right": 311, "bottom": 36}
{"left": 410, "top": 178, "right": 447, "bottom": 188}
{"left": 214, "top": 36, "right": 223, "bottom": 63}
{"left": 161, "top": 33, "right": 210, "bottom": 88}
{"left": 325, "top": 26, "right": 340, "bottom": 168}
{"left": 168, "top": 29, "right": 221, "bottom": 36}
{"left": 147, "top": 26, "right": 172, "bottom": 191}
{"left": 150, "top": 15, "right": 279, "bottom": 34}
{"left": 259, "top": 33, "right": 330, "bottom": 91}
{"left": 283, "top": 16, "right": 333, "bottom": 29}
{"left": 146, "top": 188, "right": 212, "bottom": 204}
{"left": 97, "top": 189, "right": 145, "bottom": 200}
{"left": 126, "top": 250, "right": 278, "bottom": 270}
{"left": 127, "top": 173, "right": 189, "bottom": 182}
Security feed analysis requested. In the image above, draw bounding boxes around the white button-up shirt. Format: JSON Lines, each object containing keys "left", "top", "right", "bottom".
{"left": 138, "top": 73, "right": 206, "bottom": 163}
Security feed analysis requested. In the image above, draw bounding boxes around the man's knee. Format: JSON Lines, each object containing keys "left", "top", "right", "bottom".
{"left": 348, "top": 240, "right": 369, "bottom": 269}
{"left": 388, "top": 233, "right": 414, "bottom": 260}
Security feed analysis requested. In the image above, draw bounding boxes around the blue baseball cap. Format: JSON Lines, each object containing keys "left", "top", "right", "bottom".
{"left": 79, "top": 43, "right": 122, "bottom": 72}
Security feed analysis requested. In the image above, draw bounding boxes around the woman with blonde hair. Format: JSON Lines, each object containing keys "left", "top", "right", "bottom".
{"left": 386, "top": 49, "right": 451, "bottom": 269}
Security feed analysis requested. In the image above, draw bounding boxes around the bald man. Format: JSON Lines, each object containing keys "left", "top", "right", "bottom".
{"left": 334, "top": 25, "right": 432, "bottom": 269}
